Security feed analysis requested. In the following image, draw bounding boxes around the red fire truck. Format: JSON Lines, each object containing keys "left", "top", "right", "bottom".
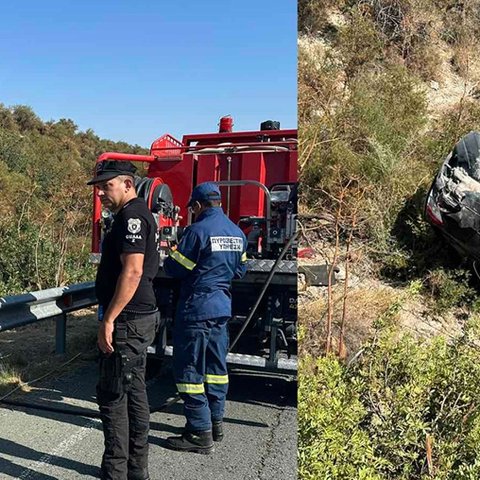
{"left": 91, "top": 117, "right": 297, "bottom": 372}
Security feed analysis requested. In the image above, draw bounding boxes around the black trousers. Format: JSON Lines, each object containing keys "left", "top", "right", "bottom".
{"left": 96, "top": 311, "right": 157, "bottom": 480}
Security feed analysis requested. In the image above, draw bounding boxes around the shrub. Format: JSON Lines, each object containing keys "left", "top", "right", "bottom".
{"left": 0, "top": 109, "right": 147, "bottom": 294}
{"left": 424, "top": 268, "right": 478, "bottom": 314}
{"left": 298, "top": 355, "right": 383, "bottom": 479}
{"left": 299, "top": 321, "right": 480, "bottom": 479}
{"left": 337, "top": 9, "right": 384, "bottom": 81}
{"left": 300, "top": 63, "right": 430, "bottom": 247}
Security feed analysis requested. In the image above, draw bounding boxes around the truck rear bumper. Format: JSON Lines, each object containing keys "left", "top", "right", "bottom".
{"left": 147, "top": 345, "right": 297, "bottom": 373}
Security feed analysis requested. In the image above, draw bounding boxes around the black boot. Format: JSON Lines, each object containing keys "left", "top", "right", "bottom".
{"left": 128, "top": 468, "right": 150, "bottom": 480}
{"left": 212, "top": 421, "right": 224, "bottom": 442}
{"left": 166, "top": 430, "right": 214, "bottom": 454}
{"left": 101, "top": 466, "right": 150, "bottom": 480}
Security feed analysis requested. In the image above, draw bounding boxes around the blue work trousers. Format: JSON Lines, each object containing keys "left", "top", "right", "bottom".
{"left": 173, "top": 316, "right": 229, "bottom": 431}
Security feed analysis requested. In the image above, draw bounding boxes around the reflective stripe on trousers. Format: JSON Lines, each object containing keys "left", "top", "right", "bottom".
{"left": 173, "top": 316, "right": 229, "bottom": 431}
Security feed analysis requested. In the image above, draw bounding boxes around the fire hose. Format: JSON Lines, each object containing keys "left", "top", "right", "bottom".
{"left": 0, "top": 350, "right": 180, "bottom": 417}
{"left": 229, "top": 231, "right": 298, "bottom": 352}
{"left": 0, "top": 233, "right": 297, "bottom": 417}
{"left": 0, "top": 393, "right": 180, "bottom": 417}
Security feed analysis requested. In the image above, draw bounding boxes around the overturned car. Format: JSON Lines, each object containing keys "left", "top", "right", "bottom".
{"left": 425, "top": 131, "right": 480, "bottom": 261}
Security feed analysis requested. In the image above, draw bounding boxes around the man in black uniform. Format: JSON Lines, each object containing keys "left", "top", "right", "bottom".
{"left": 87, "top": 160, "right": 159, "bottom": 480}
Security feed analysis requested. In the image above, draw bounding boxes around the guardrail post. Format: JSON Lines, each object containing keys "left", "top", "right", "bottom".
{"left": 55, "top": 313, "right": 67, "bottom": 355}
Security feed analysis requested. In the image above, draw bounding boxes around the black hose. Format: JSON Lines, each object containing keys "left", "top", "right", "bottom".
{"left": 0, "top": 234, "right": 297, "bottom": 417}
{"left": 0, "top": 398, "right": 102, "bottom": 418}
{"left": 0, "top": 394, "right": 180, "bottom": 418}
{"left": 149, "top": 394, "right": 180, "bottom": 413}
{"left": 229, "top": 231, "right": 298, "bottom": 352}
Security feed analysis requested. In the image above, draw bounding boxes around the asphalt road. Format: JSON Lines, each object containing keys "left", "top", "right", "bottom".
{"left": 0, "top": 361, "right": 297, "bottom": 479}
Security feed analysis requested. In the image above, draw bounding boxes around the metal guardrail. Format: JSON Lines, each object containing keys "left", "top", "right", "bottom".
{"left": 0, "top": 281, "right": 297, "bottom": 371}
{"left": 0, "top": 282, "right": 97, "bottom": 354}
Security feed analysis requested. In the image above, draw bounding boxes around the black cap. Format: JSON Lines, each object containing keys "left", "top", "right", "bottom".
{"left": 87, "top": 160, "right": 137, "bottom": 185}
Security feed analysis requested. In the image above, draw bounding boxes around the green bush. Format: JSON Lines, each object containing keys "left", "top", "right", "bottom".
{"left": 0, "top": 218, "right": 95, "bottom": 294}
{"left": 0, "top": 104, "right": 147, "bottom": 294}
{"left": 337, "top": 9, "right": 384, "bottom": 81}
{"left": 424, "top": 268, "right": 478, "bottom": 314}
{"left": 300, "top": 63, "right": 430, "bottom": 248}
{"left": 299, "top": 322, "right": 480, "bottom": 479}
{"left": 298, "top": 356, "right": 383, "bottom": 479}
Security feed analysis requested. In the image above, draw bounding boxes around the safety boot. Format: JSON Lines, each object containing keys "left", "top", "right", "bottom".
{"left": 212, "top": 420, "right": 224, "bottom": 442}
{"left": 128, "top": 468, "right": 150, "bottom": 480}
{"left": 100, "top": 467, "right": 149, "bottom": 480}
{"left": 166, "top": 430, "right": 214, "bottom": 454}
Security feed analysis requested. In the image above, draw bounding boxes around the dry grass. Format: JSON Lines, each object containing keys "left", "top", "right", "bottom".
{"left": 0, "top": 364, "right": 31, "bottom": 396}
{"left": 0, "top": 307, "right": 98, "bottom": 397}
{"left": 299, "top": 283, "right": 402, "bottom": 357}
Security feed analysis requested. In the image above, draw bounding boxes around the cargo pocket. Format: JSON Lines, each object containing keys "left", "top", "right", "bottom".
{"left": 97, "top": 352, "right": 124, "bottom": 396}
{"left": 126, "top": 315, "right": 157, "bottom": 355}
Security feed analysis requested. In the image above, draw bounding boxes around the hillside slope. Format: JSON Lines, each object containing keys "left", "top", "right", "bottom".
{"left": 298, "top": 3, "right": 480, "bottom": 478}
{"left": 0, "top": 104, "right": 147, "bottom": 294}
{"left": 298, "top": 0, "right": 480, "bottom": 351}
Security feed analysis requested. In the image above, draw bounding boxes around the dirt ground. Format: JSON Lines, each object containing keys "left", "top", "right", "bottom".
{"left": 0, "top": 308, "right": 98, "bottom": 395}
{"left": 298, "top": 235, "right": 465, "bottom": 359}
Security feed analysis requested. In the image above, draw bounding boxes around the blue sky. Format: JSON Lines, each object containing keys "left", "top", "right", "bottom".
{"left": 0, "top": 1, "right": 297, "bottom": 147}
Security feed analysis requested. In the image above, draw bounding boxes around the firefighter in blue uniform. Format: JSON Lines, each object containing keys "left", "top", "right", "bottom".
{"left": 164, "top": 182, "right": 247, "bottom": 454}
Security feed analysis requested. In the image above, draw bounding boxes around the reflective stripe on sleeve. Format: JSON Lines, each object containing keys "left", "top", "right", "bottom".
{"left": 169, "top": 249, "right": 196, "bottom": 270}
{"left": 176, "top": 383, "right": 205, "bottom": 394}
{"left": 205, "top": 374, "right": 229, "bottom": 385}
